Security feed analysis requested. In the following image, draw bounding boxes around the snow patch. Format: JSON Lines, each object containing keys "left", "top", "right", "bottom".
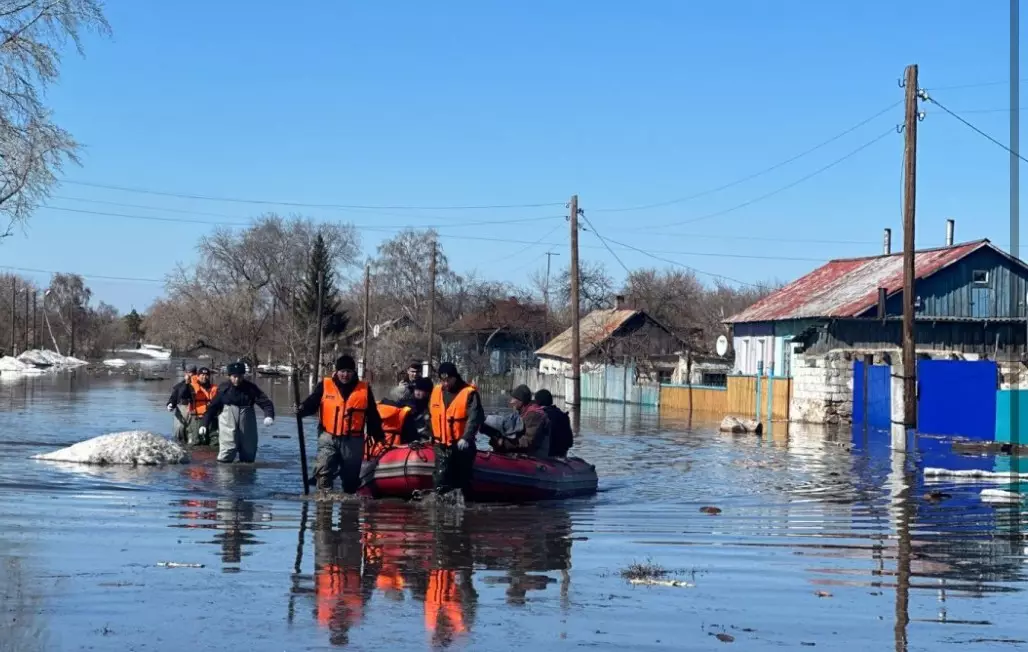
{"left": 0, "top": 356, "right": 30, "bottom": 372}
{"left": 103, "top": 359, "right": 128, "bottom": 367}
{"left": 981, "top": 488, "right": 1023, "bottom": 503}
{"left": 924, "top": 467, "right": 1028, "bottom": 482}
{"left": 17, "top": 349, "right": 87, "bottom": 368}
{"left": 116, "top": 344, "right": 171, "bottom": 360}
{"left": 32, "top": 431, "right": 190, "bottom": 465}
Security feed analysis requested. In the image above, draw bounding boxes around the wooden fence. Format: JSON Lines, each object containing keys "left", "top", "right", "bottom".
{"left": 660, "top": 375, "right": 791, "bottom": 421}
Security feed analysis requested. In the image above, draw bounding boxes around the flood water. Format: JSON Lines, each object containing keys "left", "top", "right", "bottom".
{"left": 2, "top": 370, "right": 1028, "bottom": 651}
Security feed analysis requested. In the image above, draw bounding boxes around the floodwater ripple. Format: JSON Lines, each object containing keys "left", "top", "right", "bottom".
{"left": 1, "top": 372, "right": 1027, "bottom": 650}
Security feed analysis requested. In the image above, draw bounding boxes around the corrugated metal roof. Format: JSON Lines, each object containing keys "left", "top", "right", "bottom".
{"left": 535, "top": 309, "right": 640, "bottom": 360}
{"left": 726, "top": 239, "right": 998, "bottom": 323}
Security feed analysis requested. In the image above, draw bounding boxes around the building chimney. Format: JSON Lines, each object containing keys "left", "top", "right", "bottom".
{"left": 946, "top": 218, "right": 954, "bottom": 247}
{"left": 615, "top": 294, "right": 626, "bottom": 310}
{"left": 883, "top": 228, "right": 892, "bottom": 255}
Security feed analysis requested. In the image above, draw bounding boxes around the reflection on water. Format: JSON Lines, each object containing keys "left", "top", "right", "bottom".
{"left": 2, "top": 374, "right": 1028, "bottom": 649}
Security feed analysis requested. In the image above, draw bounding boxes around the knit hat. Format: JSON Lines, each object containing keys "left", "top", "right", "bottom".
{"left": 534, "top": 389, "right": 554, "bottom": 406}
{"left": 414, "top": 377, "right": 434, "bottom": 393}
{"left": 335, "top": 355, "right": 357, "bottom": 371}
{"left": 226, "top": 362, "right": 246, "bottom": 376}
{"left": 197, "top": 367, "right": 211, "bottom": 375}
{"left": 187, "top": 365, "right": 198, "bottom": 374}
{"left": 510, "top": 384, "right": 533, "bottom": 404}
{"left": 437, "top": 362, "right": 458, "bottom": 378}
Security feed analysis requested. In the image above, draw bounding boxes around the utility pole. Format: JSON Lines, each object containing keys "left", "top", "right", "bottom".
{"left": 543, "top": 251, "right": 560, "bottom": 340}
{"left": 362, "top": 262, "right": 371, "bottom": 381}
{"left": 23, "top": 287, "right": 29, "bottom": 352}
{"left": 427, "top": 239, "right": 437, "bottom": 373}
{"left": 901, "top": 63, "right": 919, "bottom": 431}
{"left": 9, "top": 278, "right": 15, "bottom": 355}
{"left": 70, "top": 302, "right": 77, "bottom": 357}
{"left": 314, "top": 270, "right": 324, "bottom": 384}
{"left": 569, "top": 195, "right": 581, "bottom": 429}
{"left": 32, "top": 291, "right": 38, "bottom": 349}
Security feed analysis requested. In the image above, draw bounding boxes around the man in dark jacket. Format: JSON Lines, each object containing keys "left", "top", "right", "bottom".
{"left": 166, "top": 366, "right": 197, "bottom": 444}
{"left": 296, "top": 355, "right": 384, "bottom": 493}
{"left": 489, "top": 384, "right": 550, "bottom": 458}
{"left": 534, "top": 389, "right": 574, "bottom": 457}
{"left": 201, "top": 362, "right": 275, "bottom": 463}
{"left": 429, "top": 362, "right": 485, "bottom": 495}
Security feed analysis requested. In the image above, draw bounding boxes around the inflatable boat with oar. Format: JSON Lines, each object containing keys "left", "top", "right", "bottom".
{"left": 358, "top": 441, "right": 598, "bottom": 502}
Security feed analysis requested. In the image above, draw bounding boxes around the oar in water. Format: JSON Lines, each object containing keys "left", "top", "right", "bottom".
{"left": 291, "top": 370, "right": 311, "bottom": 495}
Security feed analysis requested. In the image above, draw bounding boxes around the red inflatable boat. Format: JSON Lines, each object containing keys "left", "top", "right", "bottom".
{"left": 359, "top": 442, "right": 598, "bottom": 502}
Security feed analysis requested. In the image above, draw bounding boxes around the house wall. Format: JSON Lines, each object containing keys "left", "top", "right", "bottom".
{"left": 802, "top": 319, "right": 1028, "bottom": 360}
{"left": 874, "top": 247, "right": 1028, "bottom": 319}
{"left": 731, "top": 320, "right": 819, "bottom": 376}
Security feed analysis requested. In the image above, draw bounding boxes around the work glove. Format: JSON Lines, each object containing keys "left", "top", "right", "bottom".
{"left": 456, "top": 438, "right": 469, "bottom": 451}
{"left": 166, "top": 403, "right": 175, "bottom": 412}
{"left": 198, "top": 426, "right": 207, "bottom": 437}
{"left": 264, "top": 417, "right": 274, "bottom": 426}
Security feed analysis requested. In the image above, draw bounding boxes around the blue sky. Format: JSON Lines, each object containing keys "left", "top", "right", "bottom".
{"left": 2, "top": 0, "right": 1023, "bottom": 312}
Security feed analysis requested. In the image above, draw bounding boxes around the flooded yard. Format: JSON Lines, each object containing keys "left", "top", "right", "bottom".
{"left": 2, "top": 371, "right": 1027, "bottom": 650}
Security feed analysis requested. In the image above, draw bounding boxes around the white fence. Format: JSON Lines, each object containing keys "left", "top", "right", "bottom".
{"left": 510, "top": 364, "right": 659, "bottom": 406}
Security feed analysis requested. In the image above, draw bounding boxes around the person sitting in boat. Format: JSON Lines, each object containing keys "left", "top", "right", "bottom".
{"left": 183, "top": 367, "right": 218, "bottom": 446}
{"left": 487, "top": 384, "right": 551, "bottom": 458}
{"left": 429, "top": 362, "right": 484, "bottom": 496}
{"left": 166, "top": 365, "right": 197, "bottom": 445}
{"left": 296, "top": 355, "right": 385, "bottom": 493}
{"left": 199, "top": 362, "right": 275, "bottom": 463}
{"left": 404, "top": 376, "right": 434, "bottom": 441}
{"left": 367, "top": 379, "right": 431, "bottom": 458}
{"left": 534, "top": 389, "right": 574, "bottom": 457}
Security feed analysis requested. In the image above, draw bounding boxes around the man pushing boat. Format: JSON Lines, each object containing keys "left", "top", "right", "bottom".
{"left": 429, "top": 362, "right": 485, "bottom": 497}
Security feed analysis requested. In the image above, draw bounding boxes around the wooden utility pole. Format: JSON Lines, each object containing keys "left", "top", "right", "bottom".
{"left": 901, "top": 64, "right": 919, "bottom": 430}
{"left": 543, "top": 251, "right": 560, "bottom": 339}
{"left": 427, "top": 239, "right": 437, "bottom": 373}
{"left": 9, "top": 278, "right": 15, "bottom": 355}
{"left": 362, "top": 262, "right": 370, "bottom": 381}
{"left": 32, "top": 291, "right": 38, "bottom": 349}
{"left": 569, "top": 195, "right": 581, "bottom": 428}
{"left": 314, "top": 270, "right": 324, "bottom": 382}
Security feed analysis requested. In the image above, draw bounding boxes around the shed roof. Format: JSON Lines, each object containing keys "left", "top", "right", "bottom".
{"left": 726, "top": 239, "right": 1021, "bottom": 323}
{"left": 535, "top": 308, "right": 684, "bottom": 360}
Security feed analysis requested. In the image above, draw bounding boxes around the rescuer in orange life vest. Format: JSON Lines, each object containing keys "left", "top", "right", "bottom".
{"left": 367, "top": 376, "right": 434, "bottom": 459}
{"left": 429, "top": 362, "right": 485, "bottom": 496}
{"left": 181, "top": 366, "right": 218, "bottom": 446}
{"left": 295, "top": 355, "right": 385, "bottom": 492}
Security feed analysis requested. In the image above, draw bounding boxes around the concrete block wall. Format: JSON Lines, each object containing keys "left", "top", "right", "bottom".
{"left": 790, "top": 354, "right": 854, "bottom": 424}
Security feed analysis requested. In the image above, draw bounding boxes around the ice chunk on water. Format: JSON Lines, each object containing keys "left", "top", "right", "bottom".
{"left": 31, "top": 431, "right": 190, "bottom": 466}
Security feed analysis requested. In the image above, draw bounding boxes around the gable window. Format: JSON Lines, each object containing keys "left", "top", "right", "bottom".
{"left": 972, "top": 270, "right": 990, "bottom": 286}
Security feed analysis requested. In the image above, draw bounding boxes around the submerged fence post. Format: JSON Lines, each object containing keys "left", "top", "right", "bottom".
{"left": 756, "top": 361, "right": 764, "bottom": 423}
{"left": 766, "top": 363, "right": 774, "bottom": 421}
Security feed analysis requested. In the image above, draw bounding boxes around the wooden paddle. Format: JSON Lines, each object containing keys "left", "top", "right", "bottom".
{"left": 291, "top": 370, "right": 311, "bottom": 495}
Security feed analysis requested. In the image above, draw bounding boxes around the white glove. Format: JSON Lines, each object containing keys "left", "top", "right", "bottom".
{"left": 456, "top": 438, "right": 469, "bottom": 451}
{"left": 167, "top": 403, "right": 175, "bottom": 412}
{"left": 264, "top": 417, "right": 274, "bottom": 426}
{"left": 198, "top": 426, "right": 207, "bottom": 436}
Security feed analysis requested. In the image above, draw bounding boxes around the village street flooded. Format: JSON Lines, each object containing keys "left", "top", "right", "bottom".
{"left": 2, "top": 371, "right": 1027, "bottom": 651}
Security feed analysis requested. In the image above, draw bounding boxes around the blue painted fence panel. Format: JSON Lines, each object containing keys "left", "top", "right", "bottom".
{"left": 917, "top": 359, "right": 997, "bottom": 441}
{"left": 852, "top": 361, "right": 892, "bottom": 430}
{"left": 996, "top": 390, "right": 1028, "bottom": 444}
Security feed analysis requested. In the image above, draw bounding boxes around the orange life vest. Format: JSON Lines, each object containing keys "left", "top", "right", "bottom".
{"left": 425, "top": 569, "right": 466, "bottom": 636}
{"left": 429, "top": 384, "right": 477, "bottom": 446}
{"left": 319, "top": 378, "right": 369, "bottom": 437}
{"left": 189, "top": 378, "right": 217, "bottom": 416}
{"left": 315, "top": 563, "right": 364, "bottom": 628}
{"left": 365, "top": 402, "right": 411, "bottom": 459}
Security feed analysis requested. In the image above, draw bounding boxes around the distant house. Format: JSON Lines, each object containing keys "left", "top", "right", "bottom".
{"left": 535, "top": 296, "right": 688, "bottom": 382}
{"left": 340, "top": 315, "right": 418, "bottom": 349}
{"left": 724, "top": 238, "right": 1028, "bottom": 376}
{"left": 440, "top": 297, "right": 548, "bottom": 375}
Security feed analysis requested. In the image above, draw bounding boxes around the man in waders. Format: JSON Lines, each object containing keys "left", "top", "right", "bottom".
{"left": 167, "top": 366, "right": 197, "bottom": 444}
{"left": 199, "top": 362, "right": 275, "bottom": 463}
{"left": 296, "top": 355, "right": 385, "bottom": 493}
{"left": 184, "top": 367, "right": 218, "bottom": 446}
{"left": 428, "top": 362, "right": 484, "bottom": 496}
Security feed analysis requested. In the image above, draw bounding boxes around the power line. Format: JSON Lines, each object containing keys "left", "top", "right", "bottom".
{"left": 648, "top": 128, "right": 895, "bottom": 229}
{"left": 0, "top": 265, "right": 165, "bottom": 284}
{"left": 59, "top": 179, "right": 564, "bottom": 211}
{"left": 579, "top": 211, "right": 632, "bottom": 275}
{"left": 38, "top": 204, "right": 564, "bottom": 230}
{"left": 492, "top": 223, "right": 565, "bottom": 264}
{"left": 920, "top": 90, "right": 1028, "bottom": 164}
{"left": 596, "top": 235, "right": 757, "bottom": 287}
{"left": 923, "top": 77, "right": 1028, "bottom": 91}
{"left": 591, "top": 101, "right": 902, "bottom": 213}
{"left": 606, "top": 229, "right": 877, "bottom": 245}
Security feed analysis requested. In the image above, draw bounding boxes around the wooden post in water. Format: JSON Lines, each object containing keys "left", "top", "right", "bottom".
{"left": 290, "top": 370, "right": 310, "bottom": 495}
{"left": 9, "top": 278, "right": 15, "bottom": 355}
{"left": 362, "top": 262, "right": 370, "bottom": 381}
{"left": 569, "top": 194, "right": 581, "bottom": 430}
{"left": 427, "top": 240, "right": 436, "bottom": 374}
{"left": 901, "top": 63, "right": 919, "bottom": 431}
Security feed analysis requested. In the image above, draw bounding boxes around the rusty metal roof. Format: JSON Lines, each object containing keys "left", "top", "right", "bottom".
{"left": 726, "top": 239, "right": 1003, "bottom": 323}
{"left": 535, "top": 309, "right": 641, "bottom": 360}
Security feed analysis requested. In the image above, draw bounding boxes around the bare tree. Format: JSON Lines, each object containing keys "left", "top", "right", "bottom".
{"left": 0, "top": 0, "right": 110, "bottom": 239}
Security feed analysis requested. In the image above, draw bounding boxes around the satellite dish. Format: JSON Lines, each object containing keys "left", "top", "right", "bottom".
{"left": 715, "top": 335, "right": 729, "bottom": 357}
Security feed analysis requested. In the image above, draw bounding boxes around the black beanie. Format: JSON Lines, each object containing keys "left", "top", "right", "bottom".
{"left": 227, "top": 362, "right": 246, "bottom": 376}
{"left": 335, "top": 355, "right": 357, "bottom": 371}
{"left": 414, "top": 377, "right": 434, "bottom": 393}
{"left": 437, "top": 362, "right": 458, "bottom": 378}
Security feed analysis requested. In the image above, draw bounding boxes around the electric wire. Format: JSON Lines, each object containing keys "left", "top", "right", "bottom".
{"left": 591, "top": 101, "right": 902, "bottom": 213}
{"left": 920, "top": 91, "right": 1028, "bottom": 164}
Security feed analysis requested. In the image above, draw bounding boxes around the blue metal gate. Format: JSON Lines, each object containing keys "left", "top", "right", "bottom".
{"left": 917, "top": 359, "right": 998, "bottom": 440}
{"left": 852, "top": 360, "right": 891, "bottom": 430}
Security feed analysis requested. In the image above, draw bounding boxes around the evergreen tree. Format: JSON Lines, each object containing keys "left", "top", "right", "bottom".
{"left": 299, "top": 234, "right": 349, "bottom": 336}
{"left": 123, "top": 309, "right": 145, "bottom": 342}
